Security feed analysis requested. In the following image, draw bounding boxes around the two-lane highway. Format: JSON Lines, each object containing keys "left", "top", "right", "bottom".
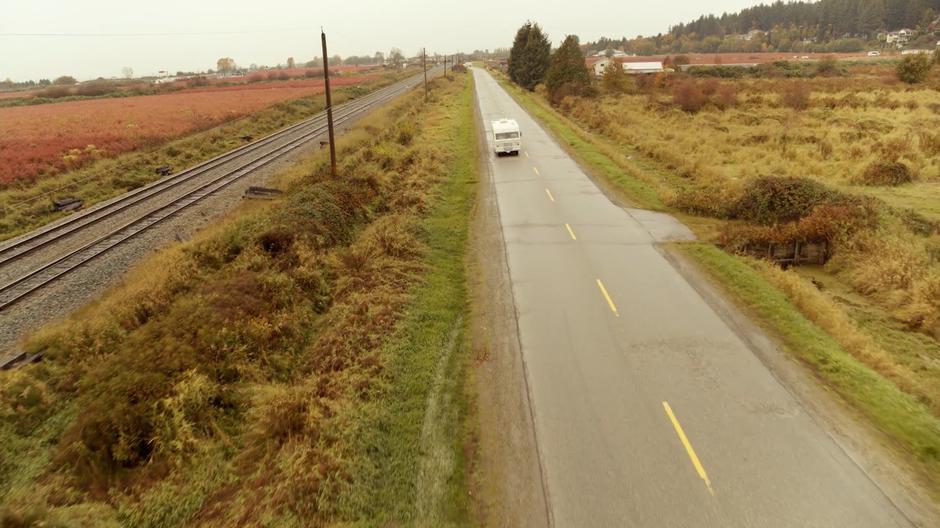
{"left": 472, "top": 67, "right": 910, "bottom": 527}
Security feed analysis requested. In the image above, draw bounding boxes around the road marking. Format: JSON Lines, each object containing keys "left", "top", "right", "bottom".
{"left": 533, "top": 166, "right": 540, "bottom": 176}
{"left": 545, "top": 188, "right": 555, "bottom": 202}
{"left": 662, "top": 401, "right": 715, "bottom": 496}
{"left": 525, "top": 150, "right": 530, "bottom": 158}
{"left": 565, "top": 223, "right": 577, "bottom": 240}
{"left": 595, "top": 279, "right": 619, "bottom": 317}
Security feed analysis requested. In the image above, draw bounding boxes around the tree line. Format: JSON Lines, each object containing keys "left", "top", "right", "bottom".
{"left": 583, "top": 0, "right": 939, "bottom": 55}
{"left": 508, "top": 22, "right": 592, "bottom": 103}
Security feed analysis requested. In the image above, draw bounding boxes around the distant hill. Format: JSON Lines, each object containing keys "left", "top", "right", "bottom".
{"left": 585, "top": 0, "right": 940, "bottom": 56}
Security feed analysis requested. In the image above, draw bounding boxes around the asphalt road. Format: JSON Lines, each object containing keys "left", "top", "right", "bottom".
{"left": 472, "top": 68, "right": 911, "bottom": 527}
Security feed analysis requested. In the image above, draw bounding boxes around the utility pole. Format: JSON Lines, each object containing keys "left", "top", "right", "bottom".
{"left": 423, "top": 47, "right": 428, "bottom": 101}
{"left": 443, "top": 54, "right": 448, "bottom": 80}
{"left": 321, "top": 28, "right": 337, "bottom": 178}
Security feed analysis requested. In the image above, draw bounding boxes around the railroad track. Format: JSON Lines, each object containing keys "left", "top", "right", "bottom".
{"left": 0, "top": 70, "right": 433, "bottom": 318}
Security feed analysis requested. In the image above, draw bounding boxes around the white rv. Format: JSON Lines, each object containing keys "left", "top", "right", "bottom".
{"left": 492, "top": 118, "right": 521, "bottom": 156}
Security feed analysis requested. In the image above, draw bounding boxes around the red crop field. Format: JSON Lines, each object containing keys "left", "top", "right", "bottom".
{"left": 0, "top": 75, "right": 376, "bottom": 185}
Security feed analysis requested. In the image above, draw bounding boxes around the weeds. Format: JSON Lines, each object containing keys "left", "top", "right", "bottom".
{"left": 855, "top": 160, "right": 915, "bottom": 186}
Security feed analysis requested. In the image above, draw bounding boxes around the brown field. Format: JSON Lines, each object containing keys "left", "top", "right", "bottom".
{"left": 0, "top": 75, "right": 377, "bottom": 186}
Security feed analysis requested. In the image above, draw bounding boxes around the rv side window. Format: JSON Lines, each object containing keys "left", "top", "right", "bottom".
{"left": 495, "top": 132, "right": 520, "bottom": 140}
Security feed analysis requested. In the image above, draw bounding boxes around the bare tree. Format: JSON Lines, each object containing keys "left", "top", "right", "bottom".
{"left": 121, "top": 66, "right": 134, "bottom": 79}
{"left": 388, "top": 48, "right": 405, "bottom": 68}
{"left": 373, "top": 51, "right": 385, "bottom": 64}
{"left": 216, "top": 57, "right": 236, "bottom": 75}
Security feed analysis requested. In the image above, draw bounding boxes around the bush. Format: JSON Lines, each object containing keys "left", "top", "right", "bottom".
{"left": 779, "top": 81, "right": 811, "bottom": 110}
{"left": 854, "top": 160, "right": 915, "bottom": 186}
{"left": 37, "top": 85, "right": 72, "bottom": 98}
{"left": 75, "top": 81, "right": 118, "bottom": 97}
{"left": 896, "top": 54, "right": 933, "bottom": 84}
{"left": 730, "top": 176, "right": 842, "bottom": 225}
{"left": 687, "top": 65, "right": 748, "bottom": 78}
{"left": 672, "top": 80, "right": 708, "bottom": 113}
{"left": 186, "top": 76, "right": 210, "bottom": 87}
{"left": 601, "top": 61, "right": 628, "bottom": 93}
{"left": 713, "top": 83, "right": 738, "bottom": 109}
{"left": 814, "top": 55, "right": 840, "bottom": 76}
{"left": 720, "top": 201, "right": 877, "bottom": 250}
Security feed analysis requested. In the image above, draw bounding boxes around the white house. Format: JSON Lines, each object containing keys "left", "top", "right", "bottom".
{"left": 623, "top": 61, "right": 664, "bottom": 74}
{"left": 886, "top": 29, "right": 914, "bottom": 48}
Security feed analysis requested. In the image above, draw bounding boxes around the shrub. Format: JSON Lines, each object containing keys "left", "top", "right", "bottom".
{"left": 601, "top": 61, "right": 628, "bottom": 93}
{"left": 814, "top": 55, "right": 840, "bottom": 76}
{"left": 713, "top": 83, "right": 738, "bottom": 109}
{"left": 248, "top": 73, "right": 265, "bottom": 83}
{"left": 896, "top": 54, "right": 933, "bottom": 84}
{"left": 854, "top": 160, "right": 915, "bottom": 186}
{"left": 75, "top": 81, "right": 118, "bottom": 97}
{"left": 730, "top": 176, "right": 842, "bottom": 225}
{"left": 549, "top": 81, "right": 593, "bottom": 106}
{"left": 186, "top": 76, "right": 210, "bottom": 87}
{"left": 37, "top": 85, "right": 72, "bottom": 98}
{"left": 779, "top": 81, "right": 811, "bottom": 110}
{"left": 719, "top": 201, "right": 877, "bottom": 251}
{"left": 687, "top": 65, "right": 748, "bottom": 78}
{"left": 918, "top": 131, "right": 940, "bottom": 157}
{"left": 672, "top": 80, "right": 708, "bottom": 113}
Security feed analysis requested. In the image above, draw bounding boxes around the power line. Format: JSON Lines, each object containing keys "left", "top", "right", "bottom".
{"left": 0, "top": 28, "right": 309, "bottom": 38}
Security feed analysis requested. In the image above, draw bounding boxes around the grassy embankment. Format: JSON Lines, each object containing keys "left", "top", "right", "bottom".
{"left": 0, "top": 73, "right": 478, "bottom": 526}
{"left": 0, "top": 70, "right": 414, "bottom": 242}
{"left": 495, "top": 69, "right": 940, "bottom": 491}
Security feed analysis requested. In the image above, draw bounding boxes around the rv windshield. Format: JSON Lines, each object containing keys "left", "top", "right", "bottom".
{"left": 495, "top": 132, "right": 519, "bottom": 140}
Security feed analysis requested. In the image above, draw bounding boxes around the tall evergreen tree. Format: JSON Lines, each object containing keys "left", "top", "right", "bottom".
{"left": 508, "top": 22, "right": 532, "bottom": 86}
{"left": 509, "top": 21, "right": 551, "bottom": 90}
{"left": 545, "top": 35, "right": 590, "bottom": 99}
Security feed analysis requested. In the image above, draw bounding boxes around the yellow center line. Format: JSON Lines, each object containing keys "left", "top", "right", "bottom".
{"left": 565, "top": 223, "right": 577, "bottom": 240}
{"left": 545, "top": 188, "right": 555, "bottom": 202}
{"left": 533, "top": 166, "right": 540, "bottom": 176}
{"left": 662, "top": 401, "right": 715, "bottom": 496}
{"left": 595, "top": 279, "right": 619, "bottom": 317}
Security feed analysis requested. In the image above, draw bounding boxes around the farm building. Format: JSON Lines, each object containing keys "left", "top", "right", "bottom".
{"left": 622, "top": 61, "right": 664, "bottom": 74}
{"left": 587, "top": 57, "right": 666, "bottom": 76}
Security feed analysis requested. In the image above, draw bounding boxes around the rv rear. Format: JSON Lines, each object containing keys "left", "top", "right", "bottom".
{"left": 492, "top": 118, "right": 521, "bottom": 156}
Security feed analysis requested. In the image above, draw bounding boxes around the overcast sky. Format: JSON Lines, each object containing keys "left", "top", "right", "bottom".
{"left": 2, "top": 0, "right": 769, "bottom": 81}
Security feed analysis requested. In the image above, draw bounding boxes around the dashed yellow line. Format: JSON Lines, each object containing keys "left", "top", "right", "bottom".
{"left": 595, "top": 279, "right": 619, "bottom": 317}
{"left": 565, "top": 223, "right": 577, "bottom": 240}
{"left": 663, "top": 401, "right": 715, "bottom": 496}
{"left": 533, "top": 166, "right": 540, "bottom": 176}
{"left": 545, "top": 188, "right": 555, "bottom": 202}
